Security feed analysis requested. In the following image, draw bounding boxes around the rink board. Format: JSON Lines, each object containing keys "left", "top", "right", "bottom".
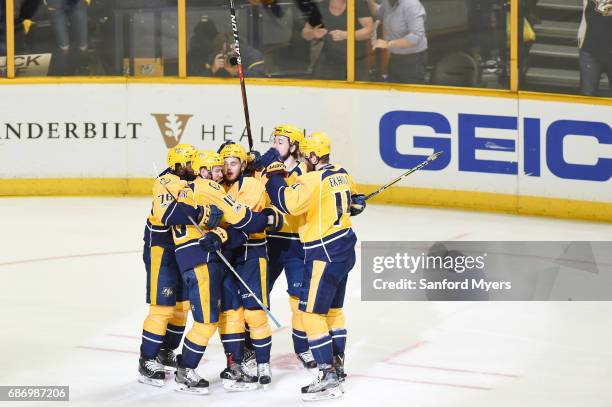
{"left": 0, "top": 83, "right": 610, "bottom": 221}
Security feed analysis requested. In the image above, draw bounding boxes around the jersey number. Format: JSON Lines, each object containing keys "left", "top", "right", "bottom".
{"left": 157, "top": 193, "right": 174, "bottom": 207}
{"left": 333, "top": 190, "right": 351, "bottom": 227}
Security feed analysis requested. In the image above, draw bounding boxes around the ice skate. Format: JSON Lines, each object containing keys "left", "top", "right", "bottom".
{"left": 301, "top": 366, "right": 343, "bottom": 401}
{"left": 138, "top": 357, "right": 165, "bottom": 387}
{"left": 221, "top": 354, "right": 258, "bottom": 392}
{"left": 174, "top": 365, "right": 209, "bottom": 395}
{"left": 156, "top": 347, "right": 178, "bottom": 372}
{"left": 257, "top": 362, "right": 272, "bottom": 389}
{"left": 242, "top": 347, "right": 257, "bottom": 377}
{"left": 333, "top": 354, "right": 346, "bottom": 383}
{"left": 297, "top": 350, "right": 318, "bottom": 371}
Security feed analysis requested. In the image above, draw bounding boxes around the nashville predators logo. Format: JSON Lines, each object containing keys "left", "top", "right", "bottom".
{"left": 151, "top": 113, "right": 194, "bottom": 148}
{"left": 161, "top": 287, "right": 174, "bottom": 297}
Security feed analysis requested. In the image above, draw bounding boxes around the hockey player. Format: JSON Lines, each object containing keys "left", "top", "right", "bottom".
{"left": 194, "top": 150, "right": 224, "bottom": 183}
{"left": 139, "top": 143, "right": 222, "bottom": 387}
{"left": 191, "top": 148, "right": 258, "bottom": 391}
{"left": 263, "top": 124, "right": 317, "bottom": 370}
{"left": 255, "top": 132, "right": 366, "bottom": 401}
{"left": 169, "top": 148, "right": 282, "bottom": 394}
{"left": 218, "top": 142, "right": 278, "bottom": 389}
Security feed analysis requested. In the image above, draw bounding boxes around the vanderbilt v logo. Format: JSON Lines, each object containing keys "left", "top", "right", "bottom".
{"left": 151, "top": 113, "right": 193, "bottom": 148}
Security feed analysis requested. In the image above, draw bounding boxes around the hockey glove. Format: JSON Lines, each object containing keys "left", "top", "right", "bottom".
{"left": 350, "top": 194, "right": 366, "bottom": 216}
{"left": 265, "top": 161, "right": 287, "bottom": 178}
{"left": 199, "top": 204, "right": 224, "bottom": 229}
{"left": 245, "top": 150, "right": 262, "bottom": 176}
{"left": 247, "top": 150, "right": 261, "bottom": 163}
{"left": 262, "top": 207, "right": 284, "bottom": 232}
{"left": 198, "top": 227, "right": 228, "bottom": 252}
{"left": 252, "top": 147, "right": 281, "bottom": 170}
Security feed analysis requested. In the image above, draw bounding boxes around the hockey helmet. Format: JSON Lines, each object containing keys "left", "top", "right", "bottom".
{"left": 219, "top": 142, "right": 249, "bottom": 163}
{"left": 167, "top": 143, "right": 197, "bottom": 169}
{"left": 193, "top": 150, "right": 224, "bottom": 171}
{"left": 272, "top": 124, "right": 304, "bottom": 145}
{"left": 302, "top": 132, "right": 331, "bottom": 158}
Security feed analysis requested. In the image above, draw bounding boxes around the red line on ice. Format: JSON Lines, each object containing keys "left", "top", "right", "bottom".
{"left": 106, "top": 333, "right": 141, "bottom": 340}
{"left": 382, "top": 340, "right": 426, "bottom": 363}
{"left": 0, "top": 250, "right": 140, "bottom": 267}
{"left": 385, "top": 361, "right": 519, "bottom": 378}
{"left": 351, "top": 374, "right": 492, "bottom": 391}
{"left": 76, "top": 345, "right": 139, "bottom": 355}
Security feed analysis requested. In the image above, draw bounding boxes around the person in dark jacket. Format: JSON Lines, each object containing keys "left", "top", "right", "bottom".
{"left": 578, "top": 0, "right": 612, "bottom": 96}
{"left": 207, "top": 31, "right": 266, "bottom": 78}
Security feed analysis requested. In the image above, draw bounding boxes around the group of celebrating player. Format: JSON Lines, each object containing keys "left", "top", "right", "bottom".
{"left": 138, "top": 124, "right": 366, "bottom": 401}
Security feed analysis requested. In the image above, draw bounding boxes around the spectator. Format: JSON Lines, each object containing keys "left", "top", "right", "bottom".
{"left": 368, "top": 0, "right": 428, "bottom": 84}
{"left": 302, "top": 0, "right": 374, "bottom": 80}
{"left": 187, "top": 17, "right": 219, "bottom": 77}
{"left": 578, "top": 0, "right": 612, "bottom": 96}
{"left": 1, "top": 0, "right": 43, "bottom": 62}
{"left": 208, "top": 32, "right": 266, "bottom": 78}
{"left": 46, "top": 0, "right": 89, "bottom": 75}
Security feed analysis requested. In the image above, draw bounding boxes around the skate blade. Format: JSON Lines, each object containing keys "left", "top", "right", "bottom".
{"left": 138, "top": 375, "right": 165, "bottom": 387}
{"left": 174, "top": 383, "right": 209, "bottom": 395}
{"left": 301, "top": 386, "right": 343, "bottom": 402}
{"left": 223, "top": 379, "right": 259, "bottom": 392}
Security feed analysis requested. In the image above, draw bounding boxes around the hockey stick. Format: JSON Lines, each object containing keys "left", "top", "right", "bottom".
{"left": 152, "top": 165, "right": 281, "bottom": 328}
{"left": 365, "top": 151, "right": 444, "bottom": 201}
{"left": 228, "top": 0, "right": 254, "bottom": 152}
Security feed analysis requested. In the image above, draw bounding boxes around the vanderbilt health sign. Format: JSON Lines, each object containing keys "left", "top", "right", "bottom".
{"left": 0, "top": 83, "right": 609, "bottom": 207}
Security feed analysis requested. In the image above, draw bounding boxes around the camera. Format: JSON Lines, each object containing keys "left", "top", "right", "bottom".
{"left": 213, "top": 32, "right": 240, "bottom": 67}
{"left": 225, "top": 53, "right": 239, "bottom": 66}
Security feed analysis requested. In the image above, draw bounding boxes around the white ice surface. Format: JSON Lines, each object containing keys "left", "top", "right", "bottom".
{"left": 0, "top": 198, "right": 611, "bottom": 407}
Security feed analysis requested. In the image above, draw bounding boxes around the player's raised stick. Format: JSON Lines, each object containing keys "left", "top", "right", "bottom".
{"left": 365, "top": 151, "right": 444, "bottom": 201}
{"left": 152, "top": 165, "right": 281, "bottom": 328}
{"left": 228, "top": 0, "right": 254, "bottom": 152}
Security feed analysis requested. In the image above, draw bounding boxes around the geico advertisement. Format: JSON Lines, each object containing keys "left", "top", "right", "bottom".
{"left": 0, "top": 84, "right": 609, "bottom": 202}
{"left": 374, "top": 104, "right": 612, "bottom": 202}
